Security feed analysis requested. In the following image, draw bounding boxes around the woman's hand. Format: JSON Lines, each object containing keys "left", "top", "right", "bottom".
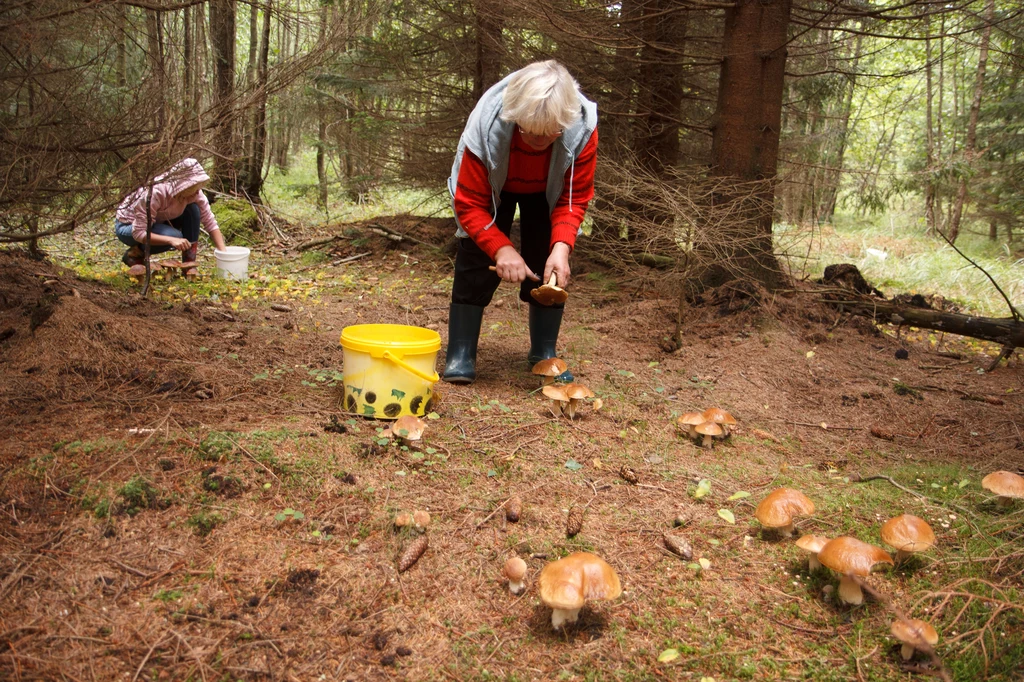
{"left": 170, "top": 237, "right": 192, "bottom": 252}
{"left": 494, "top": 245, "right": 539, "bottom": 283}
{"left": 544, "top": 242, "right": 571, "bottom": 287}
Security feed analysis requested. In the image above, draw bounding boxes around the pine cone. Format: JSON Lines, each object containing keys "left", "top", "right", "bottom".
{"left": 398, "top": 535, "right": 429, "bottom": 573}
{"left": 619, "top": 465, "right": 639, "bottom": 484}
{"left": 505, "top": 497, "right": 522, "bottom": 523}
{"left": 566, "top": 506, "right": 584, "bottom": 538}
{"left": 663, "top": 533, "right": 693, "bottom": 560}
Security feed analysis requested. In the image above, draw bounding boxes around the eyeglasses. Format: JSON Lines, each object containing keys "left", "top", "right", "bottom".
{"left": 518, "top": 126, "right": 562, "bottom": 139}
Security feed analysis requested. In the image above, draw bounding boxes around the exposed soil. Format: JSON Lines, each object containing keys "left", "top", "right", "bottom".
{"left": 0, "top": 217, "right": 1021, "bottom": 681}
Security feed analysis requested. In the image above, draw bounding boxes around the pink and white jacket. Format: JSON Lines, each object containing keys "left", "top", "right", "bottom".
{"left": 116, "top": 158, "right": 222, "bottom": 243}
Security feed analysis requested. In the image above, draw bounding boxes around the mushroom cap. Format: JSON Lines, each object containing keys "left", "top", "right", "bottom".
{"left": 538, "top": 552, "right": 622, "bottom": 611}
{"left": 531, "top": 282, "right": 568, "bottom": 307}
{"left": 127, "top": 264, "right": 148, "bottom": 277}
{"left": 754, "top": 488, "right": 816, "bottom": 528}
{"left": 702, "top": 408, "right": 738, "bottom": 426}
{"left": 532, "top": 358, "right": 568, "bottom": 377}
{"left": 503, "top": 557, "right": 527, "bottom": 582}
{"left": 412, "top": 510, "right": 431, "bottom": 528}
{"left": 981, "top": 471, "right": 1024, "bottom": 498}
{"left": 393, "top": 415, "right": 426, "bottom": 440}
{"left": 891, "top": 618, "right": 939, "bottom": 647}
{"left": 394, "top": 512, "right": 413, "bottom": 528}
{"left": 818, "top": 536, "right": 894, "bottom": 576}
{"left": 564, "top": 383, "right": 594, "bottom": 400}
{"left": 542, "top": 384, "right": 570, "bottom": 402}
{"left": 677, "top": 412, "right": 706, "bottom": 427}
{"left": 694, "top": 421, "right": 724, "bottom": 437}
{"left": 880, "top": 514, "right": 936, "bottom": 553}
{"left": 795, "top": 534, "right": 830, "bottom": 554}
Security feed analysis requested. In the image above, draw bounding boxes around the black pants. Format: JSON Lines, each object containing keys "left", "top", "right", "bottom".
{"left": 452, "top": 191, "right": 561, "bottom": 308}
{"left": 115, "top": 203, "right": 201, "bottom": 255}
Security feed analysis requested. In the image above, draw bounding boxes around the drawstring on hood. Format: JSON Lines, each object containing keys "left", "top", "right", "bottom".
{"left": 568, "top": 153, "right": 575, "bottom": 213}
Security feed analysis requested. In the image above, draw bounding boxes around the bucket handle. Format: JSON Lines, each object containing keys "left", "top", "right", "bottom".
{"left": 382, "top": 350, "right": 440, "bottom": 384}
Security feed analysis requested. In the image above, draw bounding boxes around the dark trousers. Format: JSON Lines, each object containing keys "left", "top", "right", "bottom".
{"left": 114, "top": 203, "right": 201, "bottom": 255}
{"left": 452, "top": 191, "right": 561, "bottom": 308}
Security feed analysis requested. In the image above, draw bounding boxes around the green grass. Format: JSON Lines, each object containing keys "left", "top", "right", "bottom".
{"left": 777, "top": 207, "right": 1023, "bottom": 316}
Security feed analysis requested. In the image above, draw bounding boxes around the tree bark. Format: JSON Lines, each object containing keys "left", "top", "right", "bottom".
{"left": 844, "top": 301, "right": 1024, "bottom": 350}
{"left": 473, "top": 0, "right": 505, "bottom": 101}
{"left": 924, "top": 14, "right": 937, "bottom": 235}
{"left": 183, "top": 5, "right": 193, "bottom": 103}
{"left": 209, "top": 0, "right": 238, "bottom": 193}
{"left": 635, "top": 0, "right": 687, "bottom": 176}
{"left": 243, "top": 2, "right": 272, "bottom": 201}
{"left": 116, "top": 3, "right": 127, "bottom": 88}
{"left": 818, "top": 35, "right": 862, "bottom": 224}
{"left": 704, "top": 0, "right": 790, "bottom": 289}
{"left": 947, "top": 0, "right": 995, "bottom": 243}
{"left": 146, "top": 8, "right": 166, "bottom": 129}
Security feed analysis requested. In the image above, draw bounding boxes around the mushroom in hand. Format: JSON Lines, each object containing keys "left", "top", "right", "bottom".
{"left": 981, "top": 471, "right": 1024, "bottom": 507}
{"left": 880, "top": 514, "right": 935, "bottom": 563}
{"left": 891, "top": 618, "right": 939, "bottom": 661}
{"left": 754, "top": 488, "right": 815, "bottom": 538}
{"left": 817, "top": 536, "right": 894, "bottom": 605}
{"left": 538, "top": 552, "right": 622, "bottom": 629}
{"left": 795, "top": 534, "right": 829, "bottom": 571}
{"left": 503, "top": 557, "right": 528, "bottom": 595}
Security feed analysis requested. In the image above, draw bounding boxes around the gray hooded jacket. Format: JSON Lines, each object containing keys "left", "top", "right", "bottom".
{"left": 448, "top": 70, "right": 598, "bottom": 238}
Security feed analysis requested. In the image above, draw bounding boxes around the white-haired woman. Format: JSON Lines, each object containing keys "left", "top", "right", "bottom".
{"left": 443, "top": 60, "right": 598, "bottom": 384}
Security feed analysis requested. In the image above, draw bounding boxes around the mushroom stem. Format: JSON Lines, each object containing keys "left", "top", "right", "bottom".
{"left": 779, "top": 522, "right": 795, "bottom": 538}
{"left": 701, "top": 434, "right": 713, "bottom": 449}
{"left": 688, "top": 426, "right": 697, "bottom": 439}
{"left": 998, "top": 496, "right": 1013, "bottom": 508}
{"left": 900, "top": 643, "right": 916, "bottom": 661}
{"left": 895, "top": 549, "right": 911, "bottom": 564}
{"left": 550, "top": 607, "right": 581, "bottom": 629}
{"left": 543, "top": 377, "right": 555, "bottom": 386}
{"left": 566, "top": 399, "right": 578, "bottom": 420}
{"left": 808, "top": 554, "right": 821, "bottom": 571}
{"left": 508, "top": 579, "right": 525, "bottom": 596}
{"left": 837, "top": 575, "right": 864, "bottom": 605}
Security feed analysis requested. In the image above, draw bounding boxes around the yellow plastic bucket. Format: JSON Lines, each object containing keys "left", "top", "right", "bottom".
{"left": 339, "top": 324, "right": 441, "bottom": 419}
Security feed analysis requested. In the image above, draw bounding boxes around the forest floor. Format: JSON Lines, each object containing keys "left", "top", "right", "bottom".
{"left": 0, "top": 215, "right": 1022, "bottom": 682}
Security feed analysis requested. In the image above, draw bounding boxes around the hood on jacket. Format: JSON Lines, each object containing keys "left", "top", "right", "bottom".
{"left": 156, "top": 158, "right": 210, "bottom": 196}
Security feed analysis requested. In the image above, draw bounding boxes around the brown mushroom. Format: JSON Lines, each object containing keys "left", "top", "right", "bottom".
{"left": 880, "top": 514, "right": 936, "bottom": 563}
{"left": 677, "top": 412, "right": 705, "bottom": 440}
{"left": 694, "top": 421, "right": 723, "bottom": 449}
{"left": 532, "top": 358, "right": 568, "bottom": 385}
{"left": 393, "top": 415, "right": 426, "bottom": 445}
{"left": 891, "top": 618, "right": 939, "bottom": 661}
{"left": 503, "top": 557, "right": 528, "bottom": 595}
{"left": 702, "top": 408, "right": 738, "bottom": 436}
{"left": 817, "top": 536, "right": 894, "bottom": 605}
{"left": 127, "top": 264, "right": 149, "bottom": 280}
{"left": 754, "top": 488, "right": 815, "bottom": 538}
{"left": 530, "top": 274, "right": 568, "bottom": 306}
{"left": 564, "top": 383, "right": 594, "bottom": 419}
{"left": 394, "top": 512, "right": 413, "bottom": 529}
{"left": 412, "top": 510, "right": 431, "bottom": 532}
{"left": 795, "top": 534, "right": 830, "bottom": 571}
{"left": 542, "top": 384, "right": 570, "bottom": 417}
{"left": 981, "top": 471, "right": 1024, "bottom": 507}
{"left": 538, "top": 552, "right": 622, "bottom": 629}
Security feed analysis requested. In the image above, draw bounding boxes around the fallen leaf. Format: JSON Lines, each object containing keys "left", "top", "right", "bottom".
{"left": 692, "top": 479, "right": 711, "bottom": 499}
{"left": 592, "top": 458, "right": 603, "bottom": 470}
{"left": 717, "top": 509, "right": 735, "bottom": 524}
{"left": 592, "top": 398, "right": 604, "bottom": 411}
{"left": 698, "top": 558, "right": 711, "bottom": 570}
{"left": 564, "top": 459, "right": 583, "bottom": 472}
{"left": 806, "top": 350, "right": 815, "bottom": 358}
{"left": 657, "top": 649, "right": 680, "bottom": 663}
{"left": 726, "top": 491, "right": 750, "bottom": 501}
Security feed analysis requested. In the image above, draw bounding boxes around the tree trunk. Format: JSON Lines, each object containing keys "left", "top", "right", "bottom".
{"left": 246, "top": 0, "right": 259, "bottom": 87}
{"left": 635, "top": 0, "right": 687, "bottom": 176}
{"left": 924, "top": 15, "right": 937, "bottom": 235}
{"left": 705, "top": 0, "right": 790, "bottom": 289}
{"left": 818, "top": 34, "right": 862, "bottom": 224}
{"left": 209, "top": 0, "right": 237, "bottom": 193}
{"left": 473, "top": 0, "right": 505, "bottom": 100}
{"left": 243, "top": 2, "right": 272, "bottom": 201}
{"left": 116, "top": 3, "right": 127, "bottom": 88}
{"left": 183, "top": 5, "right": 193, "bottom": 103}
{"left": 146, "top": 8, "right": 166, "bottom": 129}
{"left": 947, "top": 0, "right": 995, "bottom": 243}
{"left": 844, "top": 301, "right": 1024, "bottom": 350}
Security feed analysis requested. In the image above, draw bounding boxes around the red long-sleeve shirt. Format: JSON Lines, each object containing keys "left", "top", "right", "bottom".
{"left": 453, "top": 127, "right": 598, "bottom": 260}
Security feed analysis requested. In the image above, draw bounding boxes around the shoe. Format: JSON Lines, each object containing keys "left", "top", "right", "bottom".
{"left": 527, "top": 305, "right": 574, "bottom": 382}
{"left": 442, "top": 303, "right": 484, "bottom": 384}
{"left": 122, "top": 246, "right": 145, "bottom": 267}
{"left": 183, "top": 242, "right": 198, "bottom": 263}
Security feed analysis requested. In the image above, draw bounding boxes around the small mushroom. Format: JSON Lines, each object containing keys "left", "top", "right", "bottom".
{"left": 394, "top": 512, "right": 413, "bottom": 529}
{"left": 981, "top": 471, "right": 1024, "bottom": 507}
{"left": 503, "top": 557, "right": 528, "bottom": 595}
{"left": 795, "top": 534, "right": 829, "bottom": 571}
{"left": 541, "top": 384, "right": 570, "bottom": 417}
{"left": 412, "top": 510, "right": 431, "bottom": 532}
{"left": 127, "top": 264, "right": 148, "bottom": 280}
{"left": 891, "top": 618, "right": 939, "bottom": 661}
{"left": 880, "top": 514, "right": 936, "bottom": 563}
{"left": 538, "top": 552, "right": 622, "bottom": 629}
{"left": 817, "top": 536, "right": 894, "bottom": 605}
{"left": 677, "top": 412, "right": 705, "bottom": 440}
{"left": 563, "top": 383, "right": 594, "bottom": 419}
{"left": 701, "top": 408, "right": 738, "bottom": 436}
{"left": 393, "top": 415, "right": 426, "bottom": 446}
{"left": 532, "top": 358, "right": 568, "bottom": 385}
{"left": 694, "top": 421, "right": 723, "bottom": 448}
{"left": 754, "top": 488, "right": 815, "bottom": 538}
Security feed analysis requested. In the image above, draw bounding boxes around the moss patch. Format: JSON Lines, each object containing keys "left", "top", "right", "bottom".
{"left": 210, "top": 198, "right": 258, "bottom": 245}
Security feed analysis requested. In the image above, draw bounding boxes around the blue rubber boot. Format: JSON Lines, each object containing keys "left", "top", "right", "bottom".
{"left": 442, "top": 303, "right": 484, "bottom": 384}
{"left": 527, "top": 305, "right": 574, "bottom": 383}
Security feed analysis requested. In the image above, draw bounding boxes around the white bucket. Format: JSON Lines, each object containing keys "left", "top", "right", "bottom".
{"left": 214, "top": 246, "right": 250, "bottom": 280}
